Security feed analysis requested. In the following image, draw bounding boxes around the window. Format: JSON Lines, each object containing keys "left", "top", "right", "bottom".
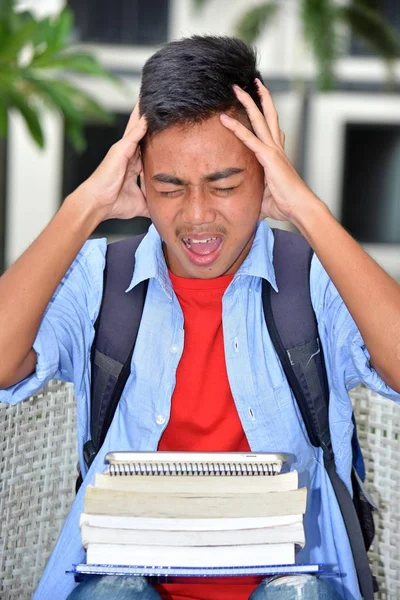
{"left": 341, "top": 123, "right": 400, "bottom": 243}
{"left": 68, "top": 0, "right": 170, "bottom": 46}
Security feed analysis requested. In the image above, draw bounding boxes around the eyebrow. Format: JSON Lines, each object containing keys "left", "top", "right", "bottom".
{"left": 152, "top": 167, "right": 244, "bottom": 186}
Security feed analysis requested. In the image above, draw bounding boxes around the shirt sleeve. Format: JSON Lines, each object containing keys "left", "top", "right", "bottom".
{"left": 310, "top": 254, "right": 400, "bottom": 401}
{"left": 0, "top": 238, "right": 107, "bottom": 405}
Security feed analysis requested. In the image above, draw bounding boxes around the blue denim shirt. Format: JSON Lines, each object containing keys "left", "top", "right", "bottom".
{"left": 1, "top": 220, "right": 398, "bottom": 600}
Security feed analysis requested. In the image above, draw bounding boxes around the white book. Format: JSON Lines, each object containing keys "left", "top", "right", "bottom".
{"left": 80, "top": 515, "right": 305, "bottom": 548}
{"left": 86, "top": 541, "right": 296, "bottom": 568}
{"left": 80, "top": 513, "right": 303, "bottom": 532}
{"left": 84, "top": 486, "right": 307, "bottom": 519}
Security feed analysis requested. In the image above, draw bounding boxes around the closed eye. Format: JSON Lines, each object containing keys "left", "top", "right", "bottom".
{"left": 213, "top": 187, "right": 236, "bottom": 195}
{"left": 159, "top": 190, "right": 183, "bottom": 197}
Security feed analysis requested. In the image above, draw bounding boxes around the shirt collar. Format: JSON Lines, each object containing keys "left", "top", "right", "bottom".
{"left": 235, "top": 219, "right": 278, "bottom": 291}
{"left": 126, "top": 219, "right": 278, "bottom": 297}
{"left": 126, "top": 224, "right": 174, "bottom": 299}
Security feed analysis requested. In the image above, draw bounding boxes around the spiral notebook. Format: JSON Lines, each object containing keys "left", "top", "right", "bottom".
{"left": 104, "top": 450, "right": 294, "bottom": 476}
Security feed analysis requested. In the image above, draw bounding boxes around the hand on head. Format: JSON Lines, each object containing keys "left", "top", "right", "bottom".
{"left": 220, "top": 80, "right": 314, "bottom": 224}
{"left": 79, "top": 102, "right": 150, "bottom": 222}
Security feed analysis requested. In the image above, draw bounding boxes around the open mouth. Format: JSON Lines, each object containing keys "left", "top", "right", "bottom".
{"left": 181, "top": 235, "right": 223, "bottom": 266}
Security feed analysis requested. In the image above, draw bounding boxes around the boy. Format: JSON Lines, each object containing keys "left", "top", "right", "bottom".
{"left": 0, "top": 36, "right": 399, "bottom": 600}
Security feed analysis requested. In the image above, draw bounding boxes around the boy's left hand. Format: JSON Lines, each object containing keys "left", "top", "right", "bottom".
{"left": 220, "top": 80, "right": 320, "bottom": 225}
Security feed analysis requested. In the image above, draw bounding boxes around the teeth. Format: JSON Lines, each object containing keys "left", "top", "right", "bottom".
{"left": 183, "top": 237, "right": 216, "bottom": 245}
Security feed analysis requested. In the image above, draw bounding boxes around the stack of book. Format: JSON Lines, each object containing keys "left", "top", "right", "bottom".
{"left": 77, "top": 452, "right": 312, "bottom": 577}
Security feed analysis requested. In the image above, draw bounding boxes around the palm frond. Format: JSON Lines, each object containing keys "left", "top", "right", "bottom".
{"left": 23, "top": 73, "right": 113, "bottom": 150}
{"left": 7, "top": 86, "right": 44, "bottom": 147}
{"left": 0, "top": 0, "right": 14, "bottom": 20}
{"left": 336, "top": 2, "right": 400, "bottom": 61}
{"left": 0, "top": 2, "right": 117, "bottom": 149}
{"left": 64, "top": 117, "right": 86, "bottom": 152}
{"left": 31, "top": 50, "right": 119, "bottom": 84}
{"left": 0, "top": 18, "right": 37, "bottom": 62}
{"left": 235, "top": 2, "right": 279, "bottom": 44}
{"left": 301, "top": 0, "right": 339, "bottom": 91}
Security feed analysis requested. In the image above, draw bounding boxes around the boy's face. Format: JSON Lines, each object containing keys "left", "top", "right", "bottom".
{"left": 142, "top": 114, "right": 264, "bottom": 279}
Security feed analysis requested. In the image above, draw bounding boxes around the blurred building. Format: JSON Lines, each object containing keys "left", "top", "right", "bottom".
{"left": 2, "top": 0, "right": 400, "bottom": 278}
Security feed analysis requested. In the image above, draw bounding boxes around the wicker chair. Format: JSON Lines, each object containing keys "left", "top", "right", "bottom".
{"left": 0, "top": 382, "right": 399, "bottom": 599}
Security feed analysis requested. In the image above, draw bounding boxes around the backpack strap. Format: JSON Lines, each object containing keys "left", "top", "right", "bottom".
{"left": 81, "top": 234, "right": 148, "bottom": 476}
{"left": 263, "top": 228, "right": 374, "bottom": 600}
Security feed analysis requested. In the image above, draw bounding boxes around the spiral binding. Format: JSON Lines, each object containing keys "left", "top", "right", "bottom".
{"left": 108, "top": 461, "right": 279, "bottom": 476}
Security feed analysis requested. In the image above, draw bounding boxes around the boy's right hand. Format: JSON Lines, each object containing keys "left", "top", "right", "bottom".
{"left": 0, "top": 104, "right": 149, "bottom": 390}
{"left": 77, "top": 103, "right": 150, "bottom": 221}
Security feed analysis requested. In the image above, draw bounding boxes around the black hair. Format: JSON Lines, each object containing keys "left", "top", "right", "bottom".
{"left": 139, "top": 35, "right": 263, "bottom": 139}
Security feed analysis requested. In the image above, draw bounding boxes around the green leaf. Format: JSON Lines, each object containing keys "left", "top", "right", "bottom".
{"left": 0, "top": 0, "right": 14, "bottom": 20}
{"left": 0, "top": 64, "right": 16, "bottom": 88}
{"left": 48, "top": 6, "right": 73, "bottom": 51}
{"left": 0, "top": 97, "right": 7, "bottom": 137}
{"left": 28, "top": 78, "right": 86, "bottom": 152}
{"left": 0, "top": 18, "right": 37, "bottom": 61}
{"left": 23, "top": 74, "right": 114, "bottom": 151}
{"left": 7, "top": 86, "right": 44, "bottom": 147}
{"left": 31, "top": 7, "right": 74, "bottom": 64}
{"left": 14, "top": 10, "right": 35, "bottom": 25}
{"left": 336, "top": 3, "right": 400, "bottom": 61}
{"left": 235, "top": 2, "right": 279, "bottom": 44}
{"left": 64, "top": 118, "right": 86, "bottom": 152}
{"left": 54, "top": 79, "right": 115, "bottom": 122}
{"left": 31, "top": 16, "right": 52, "bottom": 48}
{"left": 31, "top": 50, "right": 117, "bottom": 82}
{"left": 0, "top": 15, "right": 12, "bottom": 54}
{"left": 301, "top": 0, "right": 339, "bottom": 91}
{"left": 23, "top": 74, "right": 85, "bottom": 123}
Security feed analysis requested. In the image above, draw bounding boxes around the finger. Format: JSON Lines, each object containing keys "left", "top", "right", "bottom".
{"left": 233, "top": 84, "right": 273, "bottom": 147}
{"left": 220, "top": 113, "right": 270, "bottom": 166}
{"left": 110, "top": 117, "right": 147, "bottom": 164}
{"left": 123, "top": 102, "right": 140, "bottom": 137}
{"left": 121, "top": 113, "right": 147, "bottom": 150}
{"left": 123, "top": 102, "right": 144, "bottom": 138}
{"left": 280, "top": 130, "right": 285, "bottom": 150}
{"left": 255, "top": 78, "right": 281, "bottom": 147}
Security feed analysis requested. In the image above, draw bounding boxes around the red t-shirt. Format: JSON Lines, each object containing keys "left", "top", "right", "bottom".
{"left": 154, "top": 271, "right": 261, "bottom": 600}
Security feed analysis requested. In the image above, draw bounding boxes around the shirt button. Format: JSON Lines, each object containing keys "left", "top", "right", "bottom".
{"left": 171, "top": 344, "right": 179, "bottom": 354}
{"left": 156, "top": 414, "right": 166, "bottom": 425}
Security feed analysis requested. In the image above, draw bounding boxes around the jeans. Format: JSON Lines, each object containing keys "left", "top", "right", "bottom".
{"left": 67, "top": 574, "right": 342, "bottom": 599}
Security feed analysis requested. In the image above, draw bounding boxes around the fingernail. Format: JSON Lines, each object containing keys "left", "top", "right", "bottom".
{"left": 232, "top": 84, "right": 241, "bottom": 92}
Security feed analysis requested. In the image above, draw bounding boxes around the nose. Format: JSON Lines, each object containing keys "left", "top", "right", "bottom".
{"left": 181, "top": 186, "right": 216, "bottom": 225}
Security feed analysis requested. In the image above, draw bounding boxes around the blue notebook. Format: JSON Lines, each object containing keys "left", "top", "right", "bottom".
{"left": 71, "top": 562, "right": 324, "bottom": 578}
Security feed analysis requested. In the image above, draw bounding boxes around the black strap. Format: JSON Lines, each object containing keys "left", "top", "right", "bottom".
{"left": 89, "top": 235, "right": 148, "bottom": 450}
{"left": 324, "top": 455, "right": 375, "bottom": 600}
{"left": 77, "top": 235, "right": 148, "bottom": 491}
{"left": 97, "top": 278, "right": 148, "bottom": 451}
{"left": 263, "top": 228, "right": 374, "bottom": 600}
